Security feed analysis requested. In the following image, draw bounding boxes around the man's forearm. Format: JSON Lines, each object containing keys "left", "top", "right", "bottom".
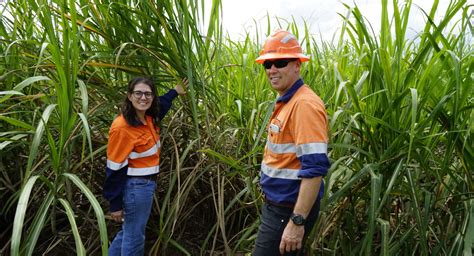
{"left": 293, "top": 176, "right": 322, "bottom": 217}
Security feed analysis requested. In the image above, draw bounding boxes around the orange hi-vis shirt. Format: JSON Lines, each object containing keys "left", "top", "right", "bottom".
{"left": 103, "top": 89, "right": 178, "bottom": 212}
{"left": 261, "top": 79, "right": 330, "bottom": 205}
{"left": 107, "top": 115, "right": 161, "bottom": 176}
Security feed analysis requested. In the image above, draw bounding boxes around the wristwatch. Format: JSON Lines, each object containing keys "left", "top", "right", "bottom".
{"left": 290, "top": 213, "right": 306, "bottom": 226}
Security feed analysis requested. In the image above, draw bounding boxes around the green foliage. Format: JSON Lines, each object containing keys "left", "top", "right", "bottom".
{"left": 0, "top": 0, "right": 472, "bottom": 255}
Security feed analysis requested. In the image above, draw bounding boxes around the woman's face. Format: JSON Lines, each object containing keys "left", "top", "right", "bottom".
{"left": 127, "top": 82, "right": 154, "bottom": 115}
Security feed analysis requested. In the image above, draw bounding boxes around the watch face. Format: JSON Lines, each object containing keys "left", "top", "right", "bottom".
{"left": 291, "top": 214, "right": 305, "bottom": 225}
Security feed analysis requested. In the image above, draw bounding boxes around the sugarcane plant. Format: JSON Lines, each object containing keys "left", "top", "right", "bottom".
{"left": 1, "top": 0, "right": 110, "bottom": 255}
{"left": 1, "top": 0, "right": 472, "bottom": 255}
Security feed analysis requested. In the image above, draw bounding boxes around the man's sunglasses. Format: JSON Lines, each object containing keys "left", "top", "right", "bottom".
{"left": 262, "top": 59, "right": 297, "bottom": 69}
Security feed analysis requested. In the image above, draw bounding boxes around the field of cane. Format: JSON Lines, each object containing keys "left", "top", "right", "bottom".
{"left": 0, "top": 0, "right": 472, "bottom": 255}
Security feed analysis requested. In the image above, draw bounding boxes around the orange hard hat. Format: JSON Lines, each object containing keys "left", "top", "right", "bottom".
{"left": 255, "top": 30, "right": 310, "bottom": 64}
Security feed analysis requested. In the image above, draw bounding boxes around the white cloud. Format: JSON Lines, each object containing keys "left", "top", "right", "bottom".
{"left": 203, "top": 0, "right": 466, "bottom": 43}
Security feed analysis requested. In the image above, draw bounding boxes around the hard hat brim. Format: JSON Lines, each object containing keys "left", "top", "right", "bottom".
{"left": 255, "top": 53, "right": 310, "bottom": 64}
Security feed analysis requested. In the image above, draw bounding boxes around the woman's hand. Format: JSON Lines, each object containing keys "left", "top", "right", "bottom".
{"left": 110, "top": 210, "right": 124, "bottom": 223}
{"left": 174, "top": 78, "right": 188, "bottom": 95}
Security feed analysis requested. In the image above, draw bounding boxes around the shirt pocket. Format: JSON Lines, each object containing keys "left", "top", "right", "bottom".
{"left": 268, "top": 118, "right": 283, "bottom": 140}
{"left": 134, "top": 133, "right": 155, "bottom": 154}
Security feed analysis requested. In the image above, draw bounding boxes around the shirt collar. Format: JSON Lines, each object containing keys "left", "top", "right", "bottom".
{"left": 276, "top": 79, "right": 304, "bottom": 103}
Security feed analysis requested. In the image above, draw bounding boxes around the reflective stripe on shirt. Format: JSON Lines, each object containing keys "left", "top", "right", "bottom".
{"left": 129, "top": 141, "right": 161, "bottom": 159}
{"left": 266, "top": 141, "right": 327, "bottom": 157}
{"left": 296, "top": 142, "right": 327, "bottom": 156}
{"left": 266, "top": 141, "right": 296, "bottom": 154}
{"left": 107, "top": 140, "right": 160, "bottom": 170}
{"left": 127, "top": 165, "right": 160, "bottom": 176}
{"left": 261, "top": 162, "right": 300, "bottom": 180}
{"left": 107, "top": 159, "right": 129, "bottom": 171}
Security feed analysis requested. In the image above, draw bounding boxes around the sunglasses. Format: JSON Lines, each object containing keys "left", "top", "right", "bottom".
{"left": 262, "top": 59, "right": 297, "bottom": 69}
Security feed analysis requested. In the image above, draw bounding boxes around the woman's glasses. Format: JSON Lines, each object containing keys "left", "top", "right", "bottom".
{"left": 262, "top": 59, "right": 297, "bottom": 69}
{"left": 132, "top": 91, "right": 154, "bottom": 99}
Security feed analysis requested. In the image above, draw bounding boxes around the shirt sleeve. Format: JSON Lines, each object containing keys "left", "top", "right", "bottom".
{"left": 103, "top": 127, "right": 134, "bottom": 212}
{"left": 158, "top": 89, "right": 179, "bottom": 120}
{"left": 103, "top": 165, "right": 127, "bottom": 212}
{"left": 290, "top": 98, "right": 330, "bottom": 178}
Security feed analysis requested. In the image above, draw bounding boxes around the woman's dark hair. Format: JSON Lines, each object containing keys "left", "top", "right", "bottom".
{"left": 121, "top": 77, "right": 161, "bottom": 127}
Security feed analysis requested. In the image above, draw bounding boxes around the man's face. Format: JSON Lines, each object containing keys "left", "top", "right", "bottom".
{"left": 264, "top": 59, "right": 301, "bottom": 95}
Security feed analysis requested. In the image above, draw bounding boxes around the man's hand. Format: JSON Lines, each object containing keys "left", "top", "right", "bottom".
{"left": 110, "top": 210, "right": 123, "bottom": 223}
{"left": 174, "top": 78, "right": 188, "bottom": 95}
{"left": 279, "top": 221, "right": 305, "bottom": 254}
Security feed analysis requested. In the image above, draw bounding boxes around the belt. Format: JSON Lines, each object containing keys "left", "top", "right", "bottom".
{"left": 128, "top": 175, "right": 156, "bottom": 180}
{"left": 265, "top": 198, "right": 294, "bottom": 209}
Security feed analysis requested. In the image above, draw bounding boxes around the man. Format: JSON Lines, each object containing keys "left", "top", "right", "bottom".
{"left": 253, "top": 30, "right": 330, "bottom": 256}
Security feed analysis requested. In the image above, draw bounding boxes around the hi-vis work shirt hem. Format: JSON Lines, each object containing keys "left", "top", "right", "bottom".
{"left": 260, "top": 79, "right": 330, "bottom": 204}
{"left": 261, "top": 162, "right": 300, "bottom": 180}
{"left": 107, "top": 159, "right": 128, "bottom": 170}
{"left": 127, "top": 165, "right": 160, "bottom": 176}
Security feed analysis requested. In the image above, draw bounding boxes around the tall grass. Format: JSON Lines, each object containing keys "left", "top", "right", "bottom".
{"left": 2, "top": 0, "right": 109, "bottom": 255}
{"left": 0, "top": 0, "right": 472, "bottom": 255}
{"left": 305, "top": 0, "right": 473, "bottom": 254}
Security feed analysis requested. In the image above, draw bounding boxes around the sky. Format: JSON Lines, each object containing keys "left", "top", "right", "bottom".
{"left": 203, "top": 0, "right": 468, "bottom": 43}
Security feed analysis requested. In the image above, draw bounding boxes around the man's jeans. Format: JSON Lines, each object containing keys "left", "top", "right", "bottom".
{"left": 253, "top": 198, "right": 321, "bottom": 256}
{"left": 109, "top": 178, "right": 156, "bottom": 256}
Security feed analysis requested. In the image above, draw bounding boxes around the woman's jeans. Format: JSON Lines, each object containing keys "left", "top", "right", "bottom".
{"left": 109, "top": 178, "right": 156, "bottom": 256}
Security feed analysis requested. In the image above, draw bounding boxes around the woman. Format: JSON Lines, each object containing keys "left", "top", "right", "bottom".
{"left": 103, "top": 77, "right": 187, "bottom": 255}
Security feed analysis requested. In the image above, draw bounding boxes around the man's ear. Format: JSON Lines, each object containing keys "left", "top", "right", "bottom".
{"left": 294, "top": 60, "right": 301, "bottom": 73}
